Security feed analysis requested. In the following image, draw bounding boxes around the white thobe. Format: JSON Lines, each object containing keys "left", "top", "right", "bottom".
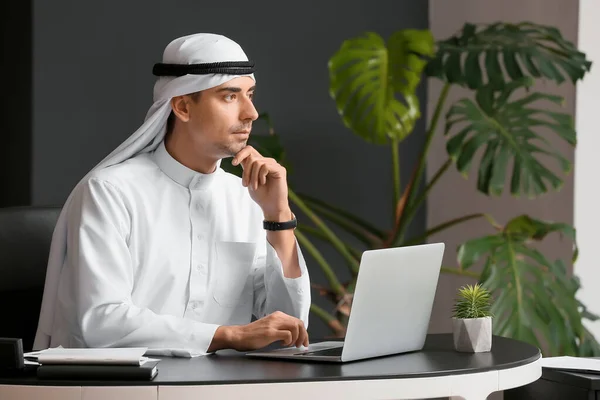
{"left": 48, "top": 140, "right": 311, "bottom": 356}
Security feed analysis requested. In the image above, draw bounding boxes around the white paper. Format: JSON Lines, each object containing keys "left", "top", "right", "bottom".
{"left": 541, "top": 356, "right": 600, "bottom": 372}
{"left": 144, "top": 348, "right": 202, "bottom": 358}
{"left": 33, "top": 347, "right": 149, "bottom": 365}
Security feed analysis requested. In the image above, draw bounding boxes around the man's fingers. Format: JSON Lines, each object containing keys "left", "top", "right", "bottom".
{"left": 300, "top": 323, "right": 309, "bottom": 348}
{"left": 257, "top": 163, "right": 270, "bottom": 187}
{"left": 276, "top": 330, "right": 293, "bottom": 347}
{"left": 241, "top": 157, "right": 255, "bottom": 187}
{"left": 272, "top": 316, "right": 306, "bottom": 348}
{"left": 290, "top": 322, "right": 300, "bottom": 347}
{"left": 295, "top": 326, "right": 305, "bottom": 348}
{"left": 231, "top": 145, "right": 255, "bottom": 166}
{"left": 295, "top": 321, "right": 308, "bottom": 348}
{"left": 259, "top": 164, "right": 269, "bottom": 185}
{"left": 251, "top": 161, "right": 264, "bottom": 191}
{"left": 233, "top": 147, "right": 285, "bottom": 190}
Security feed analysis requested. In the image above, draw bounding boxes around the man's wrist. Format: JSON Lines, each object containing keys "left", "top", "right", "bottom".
{"left": 208, "top": 325, "right": 239, "bottom": 352}
{"left": 263, "top": 207, "right": 293, "bottom": 222}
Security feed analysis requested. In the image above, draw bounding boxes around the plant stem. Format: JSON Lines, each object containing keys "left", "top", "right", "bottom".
{"left": 298, "top": 192, "right": 385, "bottom": 239}
{"left": 310, "top": 303, "right": 345, "bottom": 336}
{"left": 298, "top": 224, "right": 363, "bottom": 260}
{"left": 294, "top": 229, "right": 345, "bottom": 297}
{"left": 289, "top": 189, "right": 360, "bottom": 274}
{"left": 412, "top": 82, "right": 450, "bottom": 204}
{"left": 397, "top": 159, "right": 453, "bottom": 245}
{"left": 310, "top": 303, "right": 337, "bottom": 324}
{"left": 405, "top": 213, "right": 487, "bottom": 246}
{"left": 441, "top": 267, "right": 481, "bottom": 279}
{"left": 507, "top": 239, "right": 524, "bottom": 325}
{"left": 297, "top": 198, "right": 381, "bottom": 246}
{"left": 393, "top": 83, "right": 451, "bottom": 246}
{"left": 392, "top": 137, "right": 401, "bottom": 219}
{"left": 411, "top": 159, "right": 452, "bottom": 213}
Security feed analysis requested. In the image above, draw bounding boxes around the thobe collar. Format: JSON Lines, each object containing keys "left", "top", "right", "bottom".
{"left": 153, "top": 140, "right": 217, "bottom": 191}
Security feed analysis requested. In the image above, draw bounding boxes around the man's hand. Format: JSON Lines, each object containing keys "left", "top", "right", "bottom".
{"left": 231, "top": 146, "right": 290, "bottom": 221}
{"left": 232, "top": 145, "right": 301, "bottom": 279}
{"left": 208, "top": 311, "right": 309, "bottom": 352}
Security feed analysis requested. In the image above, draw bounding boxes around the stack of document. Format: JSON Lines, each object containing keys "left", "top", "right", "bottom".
{"left": 541, "top": 356, "right": 600, "bottom": 374}
{"left": 24, "top": 347, "right": 159, "bottom": 380}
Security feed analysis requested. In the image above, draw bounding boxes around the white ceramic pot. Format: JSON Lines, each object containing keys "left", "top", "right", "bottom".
{"left": 452, "top": 316, "right": 492, "bottom": 352}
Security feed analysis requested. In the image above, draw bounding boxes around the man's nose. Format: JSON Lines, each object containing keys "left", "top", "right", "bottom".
{"left": 241, "top": 97, "right": 259, "bottom": 121}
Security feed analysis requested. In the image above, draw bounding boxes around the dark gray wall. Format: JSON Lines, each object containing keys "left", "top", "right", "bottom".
{"left": 1, "top": 1, "right": 32, "bottom": 207}
{"left": 31, "top": 0, "right": 428, "bottom": 337}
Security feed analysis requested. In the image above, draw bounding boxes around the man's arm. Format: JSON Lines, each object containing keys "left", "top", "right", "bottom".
{"left": 248, "top": 209, "right": 311, "bottom": 328}
{"left": 264, "top": 208, "right": 301, "bottom": 278}
{"left": 73, "top": 178, "right": 307, "bottom": 354}
{"left": 69, "top": 178, "right": 220, "bottom": 355}
{"left": 232, "top": 146, "right": 311, "bottom": 327}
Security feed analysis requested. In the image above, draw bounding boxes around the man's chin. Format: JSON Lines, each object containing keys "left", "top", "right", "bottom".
{"left": 220, "top": 142, "right": 248, "bottom": 158}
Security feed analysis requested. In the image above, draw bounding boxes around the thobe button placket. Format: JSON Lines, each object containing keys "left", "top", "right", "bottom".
{"left": 197, "top": 262, "right": 207, "bottom": 273}
{"left": 189, "top": 174, "right": 214, "bottom": 192}
{"left": 191, "top": 301, "right": 203, "bottom": 310}
{"left": 188, "top": 183, "right": 210, "bottom": 318}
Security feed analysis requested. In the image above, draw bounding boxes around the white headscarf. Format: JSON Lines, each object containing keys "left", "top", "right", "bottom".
{"left": 33, "top": 33, "right": 256, "bottom": 350}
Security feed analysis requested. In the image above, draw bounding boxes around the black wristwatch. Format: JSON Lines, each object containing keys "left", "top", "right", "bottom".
{"left": 263, "top": 213, "right": 297, "bottom": 231}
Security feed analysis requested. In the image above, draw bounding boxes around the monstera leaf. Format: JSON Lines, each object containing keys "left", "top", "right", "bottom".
{"left": 445, "top": 78, "right": 575, "bottom": 198}
{"left": 426, "top": 22, "right": 591, "bottom": 89}
{"left": 458, "top": 215, "right": 600, "bottom": 356}
{"left": 328, "top": 30, "right": 434, "bottom": 145}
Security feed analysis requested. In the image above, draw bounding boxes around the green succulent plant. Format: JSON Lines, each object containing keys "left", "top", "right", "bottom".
{"left": 453, "top": 284, "right": 493, "bottom": 319}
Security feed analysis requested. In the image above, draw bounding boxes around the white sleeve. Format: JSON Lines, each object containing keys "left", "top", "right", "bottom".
{"left": 67, "top": 178, "right": 219, "bottom": 356}
{"left": 251, "top": 236, "right": 312, "bottom": 327}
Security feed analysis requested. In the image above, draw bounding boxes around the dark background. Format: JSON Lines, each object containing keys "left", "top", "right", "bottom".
{"left": 2, "top": 0, "right": 428, "bottom": 338}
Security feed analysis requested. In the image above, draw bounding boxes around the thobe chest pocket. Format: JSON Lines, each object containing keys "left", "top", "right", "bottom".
{"left": 213, "top": 241, "right": 257, "bottom": 308}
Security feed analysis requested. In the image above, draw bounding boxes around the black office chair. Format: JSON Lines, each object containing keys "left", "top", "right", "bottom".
{"left": 0, "top": 206, "right": 61, "bottom": 351}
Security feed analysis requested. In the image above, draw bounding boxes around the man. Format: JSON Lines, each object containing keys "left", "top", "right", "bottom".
{"left": 33, "top": 33, "right": 311, "bottom": 356}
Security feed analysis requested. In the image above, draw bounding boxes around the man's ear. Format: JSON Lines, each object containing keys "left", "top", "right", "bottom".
{"left": 171, "top": 96, "right": 191, "bottom": 123}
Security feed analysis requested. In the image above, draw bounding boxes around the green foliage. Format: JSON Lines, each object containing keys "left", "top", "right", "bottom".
{"left": 459, "top": 215, "right": 599, "bottom": 355}
{"left": 235, "top": 22, "right": 597, "bottom": 356}
{"left": 328, "top": 30, "right": 434, "bottom": 145}
{"left": 426, "top": 22, "right": 591, "bottom": 89}
{"left": 445, "top": 78, "right": 575, "bottom": 198}
{"left": 452, "top": 283, "right": 493, "bottom": 319}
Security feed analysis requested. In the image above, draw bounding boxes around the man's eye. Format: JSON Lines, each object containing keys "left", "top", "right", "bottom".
{"left": 249, "top": 93, "right": 255, "bottom": 101}
{"left": 225, "top": 94, "right": 236, "bottom": 101}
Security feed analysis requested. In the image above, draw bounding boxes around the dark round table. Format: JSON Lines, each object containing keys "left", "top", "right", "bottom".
{"left": 0, "top": 334, "right": 542, "bottom": 400}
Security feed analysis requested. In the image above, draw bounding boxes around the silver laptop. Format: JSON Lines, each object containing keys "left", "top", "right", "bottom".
{"left": 246, "top": 242, "right": 444, "bottom": 363}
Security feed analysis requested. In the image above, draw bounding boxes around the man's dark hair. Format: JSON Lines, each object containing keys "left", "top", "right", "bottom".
{"left": 166, "top": 91, "right": 202, "bottom": 136}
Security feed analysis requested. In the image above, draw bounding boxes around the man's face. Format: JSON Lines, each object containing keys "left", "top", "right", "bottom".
{"left": 186, "top": 76, "right": 258, "bottom": 158}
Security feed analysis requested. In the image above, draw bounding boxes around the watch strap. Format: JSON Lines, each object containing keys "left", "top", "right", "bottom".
{"left": 263, "top": 213, "right": 297, "bottom": 231}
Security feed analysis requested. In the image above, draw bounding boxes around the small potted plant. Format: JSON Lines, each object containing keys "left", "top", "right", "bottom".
{"left": 452, "top": 283, "right": 493, "bottom": 352}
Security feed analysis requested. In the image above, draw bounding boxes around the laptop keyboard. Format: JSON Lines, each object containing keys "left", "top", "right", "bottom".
{"left": 297, "top": 346, "right": 343, "bottom": 357}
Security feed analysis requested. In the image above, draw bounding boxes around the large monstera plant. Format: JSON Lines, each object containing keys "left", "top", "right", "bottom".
{"left": 224, "top": 22, "right": 599, "bottom": 356}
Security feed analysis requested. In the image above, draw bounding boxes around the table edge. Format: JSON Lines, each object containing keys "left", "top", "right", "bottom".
{"left": 0, "top": 352, "right": 542, "bottom": 387}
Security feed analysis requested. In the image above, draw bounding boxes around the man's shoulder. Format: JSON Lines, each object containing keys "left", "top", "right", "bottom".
{"left": 86, "top": 153, "right": 158, "bottom": 189}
